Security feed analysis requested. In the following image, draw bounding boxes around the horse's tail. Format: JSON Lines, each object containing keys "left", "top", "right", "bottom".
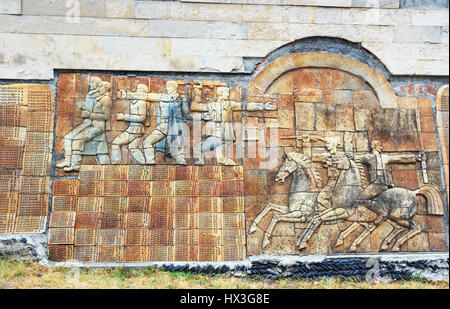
{"left": 415, "top": 186, "right": 444, "bottom": 215}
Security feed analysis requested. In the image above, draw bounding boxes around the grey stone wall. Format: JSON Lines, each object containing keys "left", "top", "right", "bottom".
{"left": 0, "top": 0, "right": 448, "bottom": 79}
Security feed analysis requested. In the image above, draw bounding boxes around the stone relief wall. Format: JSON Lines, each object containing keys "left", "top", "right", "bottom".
{"left": 0, "top": 84, "right": 54, "bottom": 234}
{"left": 0, "top": 52, "right": 448, "bottom": 263}
{"left": 49, "top": 75, "right": 249, "bottom": 262}
{"left": 246, "top": 52, "right": 447, "bottom": 255}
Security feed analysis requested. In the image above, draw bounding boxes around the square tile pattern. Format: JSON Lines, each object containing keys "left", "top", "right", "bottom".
{"left": 0, "top": 85, "right": 54, "bottom": 234}
{"left": 49, "top": 165, "right": 246, "bottom": 262}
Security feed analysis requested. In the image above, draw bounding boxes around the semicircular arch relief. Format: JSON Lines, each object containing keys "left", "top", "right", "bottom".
{"left": 245, "top": 52, "right": 446, "bottom": 255}
{"left": 249, "top": 52, "right": 398, "bottom": 109}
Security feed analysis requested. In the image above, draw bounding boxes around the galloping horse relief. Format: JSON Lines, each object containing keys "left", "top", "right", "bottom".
{"left": 249, "top": 134, "right": 444, "bottom": 253}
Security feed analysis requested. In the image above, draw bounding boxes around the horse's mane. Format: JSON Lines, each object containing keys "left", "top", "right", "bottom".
{"left": 286, "top": 152, "right": 322, "bottom": 188}
{"left": 353, "top": 157, "right": 369, "bottom": 188}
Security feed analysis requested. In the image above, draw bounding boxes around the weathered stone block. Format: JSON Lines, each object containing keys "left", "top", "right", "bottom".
{"left": 394, "top": 26, "right": 443, "bottom": 43}
{"left": 295, "top": 102, "right": 315, "bottom": 131}
{"left": 0, "top": 0, "right": 21, "bottom": 15}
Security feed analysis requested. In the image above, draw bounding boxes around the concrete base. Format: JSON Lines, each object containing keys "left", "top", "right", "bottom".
{"left": 41, "top": 252, "right": 448, "bottom": 282}
{"left": 0, "top": 234, "right": 48, "bottom": 262}
{"left": 1, "top": 234, "right": 447, "bottom": 281}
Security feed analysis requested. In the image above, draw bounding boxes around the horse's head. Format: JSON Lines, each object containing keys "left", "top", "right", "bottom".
{"left": 275, "top": 153, "right": 299, "bottom": 183}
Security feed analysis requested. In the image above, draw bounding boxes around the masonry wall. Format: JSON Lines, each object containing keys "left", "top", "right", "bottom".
{"left": 0, "top": 0, "right": 448, "bottom": 79}
{"left": 0, "top": 0, "right": 449, "bottom": 263}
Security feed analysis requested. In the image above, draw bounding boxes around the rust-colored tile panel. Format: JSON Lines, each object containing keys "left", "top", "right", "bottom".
{"left": 48, "top": 245, "right": 74, "bottom": 262}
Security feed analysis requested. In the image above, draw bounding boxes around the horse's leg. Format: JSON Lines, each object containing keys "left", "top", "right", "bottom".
{"left": 391, "top": 220, "right": 422, "bottom": 252}
{"left": 379, "top": 221, "right": 404, "bottom": 251}
{"left": 297, "top": 208, "right": 349, "bottom": 250}
{"left": 249, "top": 202, "right": 289, "bottom": 234}
{"left": 262, "top": 211, "right": 307, "bottom": 249}
{"left": 335, "top": 222, "right": 360, "bottom": 248}
{"left": 348, "top": 222, "right": 376, "bottom": 252}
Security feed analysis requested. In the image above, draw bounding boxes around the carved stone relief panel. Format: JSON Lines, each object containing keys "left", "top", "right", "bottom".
{"left": 436, "top": 85, "right": 449, "bottom": 203}
{"left": 1, "top": 53, "right": 448, "bottom": 263}
{"left": 0, "top": 84, "right": 54, "bottom": 233}
{"left": 245, "top": 53, "right": 447, "bottom": 255}
{"left": 49, "top": 74, "right": 249, "bottom": 262}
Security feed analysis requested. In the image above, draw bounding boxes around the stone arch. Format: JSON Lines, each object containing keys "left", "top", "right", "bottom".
{"left": 249, "top": 51, "right": 398, "bottom": 109}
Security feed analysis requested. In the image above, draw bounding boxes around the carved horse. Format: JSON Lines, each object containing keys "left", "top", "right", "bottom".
{"left": 248, "top": 152, "right": 322, "bottom": 248}
{"left": 250, "top": 152, "right": 444, "bottom": 252}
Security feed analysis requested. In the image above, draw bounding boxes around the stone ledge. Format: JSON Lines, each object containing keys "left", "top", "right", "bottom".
{"left": 180, "top": 0, "right": 400, "bottom": 9}
{"left": 43, "top": 252, "right": 449, "bottom": 282}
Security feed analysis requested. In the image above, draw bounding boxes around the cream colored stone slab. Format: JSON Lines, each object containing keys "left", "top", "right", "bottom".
{"left": 0, "top": 33, "right": 104, "bottom": 54}
{"left": 0, "top": 67, "right": 54, "bottom": 80}
{"left": 22, "top": 0, "right": 106, "bottom": 17}
{"left": 287, "top": 24, "right": 324, "bottom": 41}
{"left": 342, "top": 8, "right": 381, "bottom": 25}
{"left": 105, "top": 0, "right": 135, "bottom": 18}
{"left": 416, "top": 59, "right": 449, "bottom": 75}
{"left": 248, "top": 23, "right": 290, "bottom": 40}
{"left": 134, "top": 1, "right": 168, "bottom": 19}
{"left": 320, "top": 24, "right": 395, "bottom": 43}
{"left": 419, "top": 44, "right": 450, "bottom": 60}
{"left": 282, "top": 6, "right": 316, "bottom": 23}
{"left": 0, "top": 50, "right": 55, "bottom": 79}
{"left": 79, "top": 53, "right": 244, "bottom": 73}
{"left": 182, "top": 0, "right": 283, "bottom": 4}
{"left": 103, "top": 36, "right": 288, "bottom": 58}
{"left": 285, "top": 0, "right": 352, "bottom": 6}
{"left": 183, "top": 0, "right": 354, "bottom": 7}
{"left": 379, "top": 8, "right": 411, "bottom": 25}
{"left": 0, "top": 48, "right": 244, "bottom": 80}
{"left": 352, "top": 0, "right": 399, "bottom": 8}
{"left": 315, "top": 7, "right": 343, "bottom": 24}
{"left": 0, "top": 15, "right": 150, "bottom": 37}
{"left": 362, "top": 42, "right": 449, "bottom": 75}
{"left": 148, "top": 20, "right": 248, "bottom": 39}
{"left": 442, "top": 27, "right": 449, "bottom": 44}
{"left": 411, "top": 9, "right": 449, "bottom": 27}
{"left": 0, "top": 33, "right": 287, "bottom": 58}
{"left": 185, "top": 0, "right": 400, "bottom": 8}
{"left": 0, "top": 0, "right": 21, "bottom": 15}
{"left": 394, "top": 26, "right": 443, "bottom": 43}
{"left": 169, "top": 2, "right": 286, "bottom": 23}
{"left": 249, "top": 23, "right": 395, "bottom": 42}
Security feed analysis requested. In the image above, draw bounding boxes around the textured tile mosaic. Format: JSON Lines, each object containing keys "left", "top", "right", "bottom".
{"left": 49, "top": 165, "right": 245, "bottom": 262}
{"left": 0, "top": 84, "right": 54, "bottom": 234}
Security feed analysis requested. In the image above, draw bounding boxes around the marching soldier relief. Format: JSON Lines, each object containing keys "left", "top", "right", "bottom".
{"left": 111, "top": 84, "right": 148, "bottom": 165}
{"left": 117, "top": 80, "right": 191, "bottom": 165}
{"left": 56, "top": 80, "right": 112, "bottom": 171}
{"left": 190, "top": 83, "right": 276, "bottom": 166}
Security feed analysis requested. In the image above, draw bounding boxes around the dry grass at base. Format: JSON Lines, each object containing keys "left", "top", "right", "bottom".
{"left": 0, "top": 259, "right": 448, "bottom": 289}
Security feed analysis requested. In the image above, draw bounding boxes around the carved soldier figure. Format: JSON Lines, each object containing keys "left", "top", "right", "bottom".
{"left": 355, "top": 140, "right": 423, "bottom": 202}
{"left": 117, "top": 80, "right": 191, "bottom": 165}
{"left": 316, "top": 136, "right": 351, "bottom": 212}
{"left": 190, "top": 84, "right": 276, "bottom": 165}
{"left": 57, "top": 79, "right": 111, "bottom": 172}
{"left": 111, "top": 83, "right": 148, "bottom": 164}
